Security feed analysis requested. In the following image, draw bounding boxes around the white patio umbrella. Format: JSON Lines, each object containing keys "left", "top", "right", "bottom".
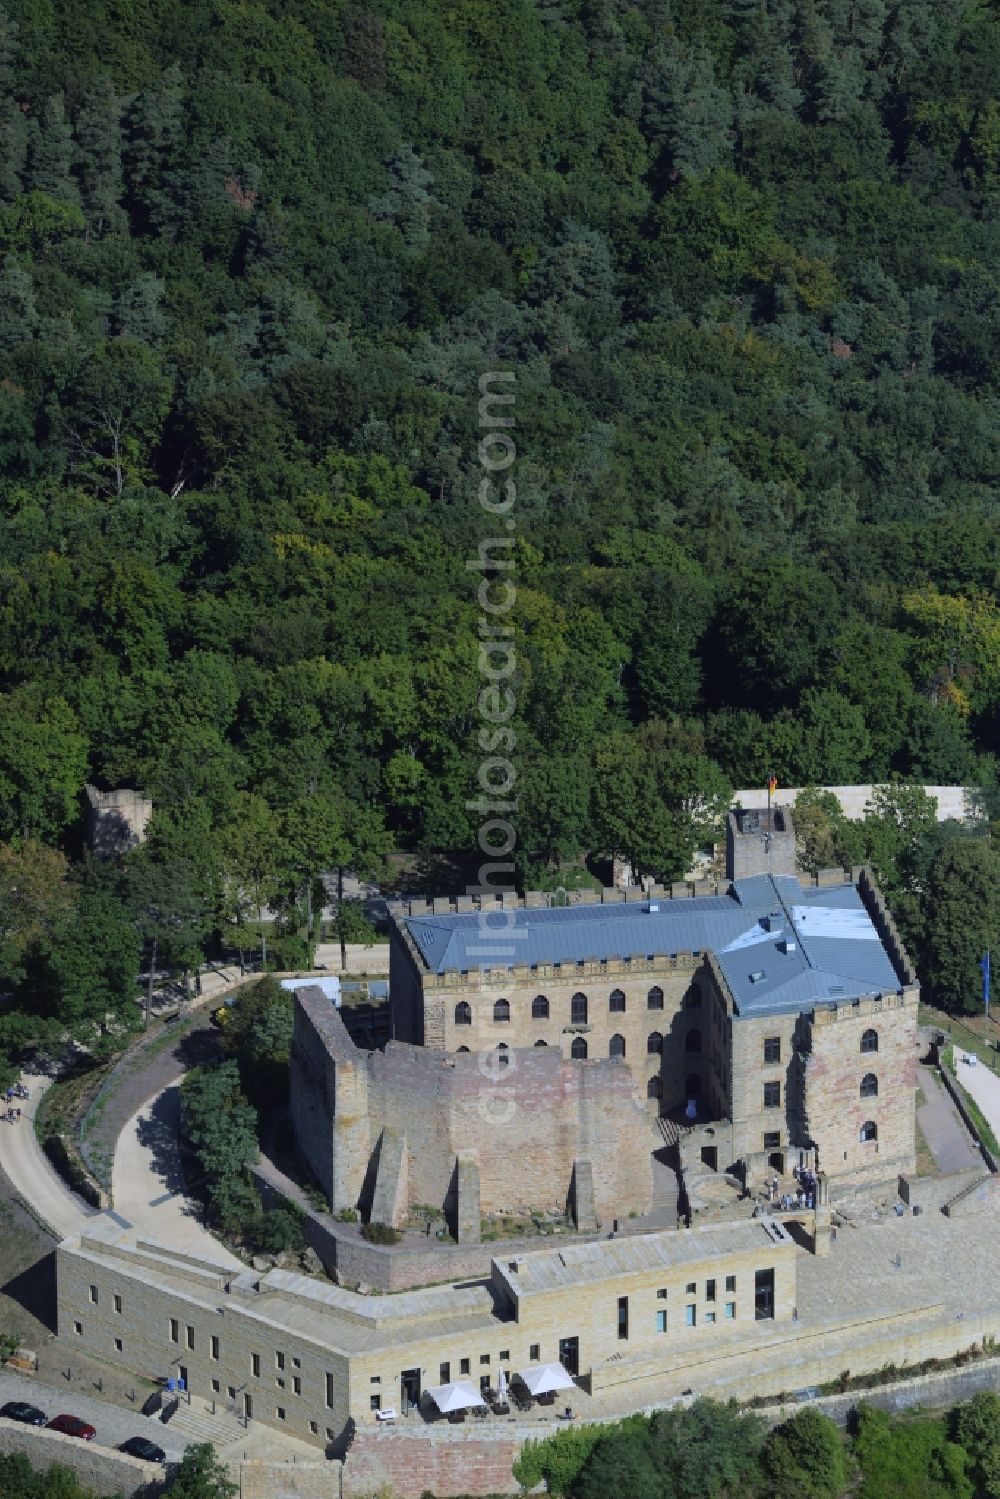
{"left": 497, "top": 1367, "right": 508, "bottom": 1400}
{"left": 516, "top": 1363, "right": 575, "bottom": 1397}
{"left": 425, "top": 1381, "right": 487, "bottom": 1414}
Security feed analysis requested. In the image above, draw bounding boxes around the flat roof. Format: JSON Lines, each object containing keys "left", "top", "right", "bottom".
{"left": 495, "top": 1219, "right": 794, "bottom": 1298}
{"left": 402, "top": 875, "right": 903, "bottom": 1019}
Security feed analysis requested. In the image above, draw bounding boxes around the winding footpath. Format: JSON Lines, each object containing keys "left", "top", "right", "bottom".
{"left": 0, "top": 1072, "right": 95, "bottom": 1239}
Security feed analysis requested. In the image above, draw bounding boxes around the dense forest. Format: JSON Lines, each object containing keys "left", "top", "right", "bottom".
{"left": 0, "top": 0, "right": 999, "bottom": 1063}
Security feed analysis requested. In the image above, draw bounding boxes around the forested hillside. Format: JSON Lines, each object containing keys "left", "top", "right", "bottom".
{"left": 0, "top": 0, "right": 999, "bottom": 1055}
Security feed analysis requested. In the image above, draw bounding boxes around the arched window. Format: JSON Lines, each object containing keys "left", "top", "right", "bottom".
{"left": 494, "top": 998, "right": 510, "bottom": 1023}
{"left": 647, "top": 1031, "right": 663, "bottom": 1055}
{"left": 457, "top": 1045, "right": 470, "bottom": 1053}
{"left": 571, "top": 1036, "right": 588, "bottom": 1060}
{"left": 647, "top": 1076, "right": 663, "bottom": 1100}
{"left": 685, "top": 1028, "right": 702, "bottom": 1054}
{"left": 534, "top": 1038, "right": 548, "bottom": 1047}
{"left": 455, "top": 1001, "right": 472, "bottom": 1026}
{"left": 532, "top": 994, "right": 550, "bottom": 1020}
{"left": 860, "top": 1120, "right": 877, "bottom": 1142}
{"left": 861, "top": 1028, "right": 878, "bottom": 1054}
{"left": 497, "top": 1042, "right": 510, "bottom": 1069}
{"left": 685, "top": 1073, "right": 702, "bottom": 1098}
{"left": 571, "top": 992, "right": 588, "bottom": 1025}
{"left": 647, "top": 986, "right": 664, "bottom": 1011}
{"left": 860, "top": 1073, "right": 878, "bottom": 1099}
{"left": 609, "top": 1033, "right": 626, "bottom": 1060}
{"left": 609, "top": 989, "right": 626, "bottom": 1014}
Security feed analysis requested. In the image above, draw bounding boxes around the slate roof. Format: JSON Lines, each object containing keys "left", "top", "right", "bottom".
{"left": 402, "top": 875, "right": 904, "bottom": 1021}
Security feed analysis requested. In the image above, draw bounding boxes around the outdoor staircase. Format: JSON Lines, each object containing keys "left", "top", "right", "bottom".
{"left": 657, "top": 1117, "right": 680, "bottom": 1149}
{"left": 164, "top": 1398, "right": 250, "bottom": 1446}
{"left": 942, "top": 1173, "right": 997, "bottom": 1218}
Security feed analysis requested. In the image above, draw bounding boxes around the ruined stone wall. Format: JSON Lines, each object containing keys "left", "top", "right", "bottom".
{"left": 85, "top": 785, "right": 153, "bottom": 859}
{"left": 290, "top": 991, "right": 373, "bottom": 1210}
{"left": 804, "top": 989, "right": 918, "bottom": 1184}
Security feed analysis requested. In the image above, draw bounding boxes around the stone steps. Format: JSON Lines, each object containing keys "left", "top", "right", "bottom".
{"left": 165, "top": 1399, "right": 249, "bottom": 1446}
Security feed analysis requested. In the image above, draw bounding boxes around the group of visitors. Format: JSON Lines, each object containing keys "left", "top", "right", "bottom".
{"left": 765, "top": 1164, "right": 818, "bottom": 1211}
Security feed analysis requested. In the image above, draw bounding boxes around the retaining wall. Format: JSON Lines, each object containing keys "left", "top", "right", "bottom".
{"left": 0, "top": 1417, "right": 164, "bottom": 1497}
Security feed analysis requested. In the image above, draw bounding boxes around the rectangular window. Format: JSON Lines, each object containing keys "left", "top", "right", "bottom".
{"left": 74, "top": 1320, "right": 82, "bottom": 1336}
{"left": 706, "top": 1279, "right": 716, "bottom": 1302}
{"left": 763, "top": 1081, "right": 781, "bottom": 1109}
{"left": 656, "top": 1289, "right": 667, "bottom": 1300}
{"left": 211, "top": 1336, "right": 220, "bottom": 1361}
{"left": 763, "top": 1131, "right": 780, "bottom": 1150}
{"left": 617, "top": 1295, "right": 629, "bottom": 1340}
{"left": 325, "top": 1373, "right": 334, "bottom": 1409}
{"left": 370, "top": 1376, "right": 380, "bottom": 1385}
{"left": 500, "top": 1350, "right": 509, "bottom": 1361}
{"left": 763, "top": 1037, "right": 780, "bottom": 1065}
{"left": 89, "top": 1285, "right": 98, "bottom": 1304}
{"left": 725, "top": 1276, "right": 736, "bottom": 1293}
{"left": 685, "top": 1305, "right": 695, "bottom": 1328}
{"left": 169, "top": 1319, "right": 179, "bottom": 1344}
{"left": 276, "top": 1407, "right": 285, "bottom": 1421}
{"left": 186, "top": 1325, "right": 194, "bottom": 1350}
{"left": 276, "top": 1351, "right": 285, "bottom": 1371}
{"left": 114, "top": 1337, "right": 123, "bottom": 1352}
{"left": 370, "top": 1394, "right": 381, "bottom": 1412}
{"left": 529, "top": 1344, "right": 540, "bottom": 1362}
{"left": 113, "top": 1294, "right": 122, "bottom": 1315}
{"left": 705, "top": 1312, "right": 716, "bottom": 1325}
{"left": 276, "top": 1377, "right": 285, "bottom": 1390}
{"left": 685, "top": 1282, "right": 696, "bottom": 1295}
{"left": 725, "top": 1302, "right": 736, "bottom": 1320}
{"left": 755, "top": 1268, "right": 775, "bottom": 1321}
{"left": 480, "top": 1354, "right": 490, "bottom": 1365}
{"left": 326, "top": 1428, "right": 335, "bottom": 1441}
{"left": 460, "top": 1357, "right": 470, "bottom": 1376}
{"left": 292, "top": 1357, "right": 301, "bottom": 1369}
{"left": 212, "top": 1380, "right": 221, "bottom": 1394}
{"left": 310, "top": 1421, "right": 318, "bottom": 1435}
{"left": 253, "top": 1354, "right": 261, "bottom": 1378}
{"left": 293, "top": 1376, "right": 301, "bottom": 1396}
{"left": 656, "top": 1310, "right": 666, "bottom": 1334}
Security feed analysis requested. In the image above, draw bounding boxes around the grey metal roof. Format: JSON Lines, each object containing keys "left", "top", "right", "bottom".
{"left": 403, "top": 875, "right": 904, "bottom": 1020}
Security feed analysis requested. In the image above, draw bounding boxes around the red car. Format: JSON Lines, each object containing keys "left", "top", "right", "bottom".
{"left": 46, "top": 1414, "right": 96, "bottom": 1441}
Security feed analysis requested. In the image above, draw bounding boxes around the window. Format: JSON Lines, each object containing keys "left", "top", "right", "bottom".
{"left": 860, "top": 1120, "right": 878, "bottom": 1142}
{"left": 494, "top": 997, "right": 510, "bottom": 1023}
{"left": 571, "top": 1036, "right": 588, "bottom": 1060}
{"left": 169, "top": 1319, "right": 179, "bottom": 1344}
{"left": 532, "top": 994, "right": 549, "bottom": 1019}
{"left": 657, "top": 1289, "right": 667, "bottom": 1299}
{"left": 647, "top": 1031, "right": 663, "bottom": 1054}
{"left": 647, "top": 1076, "right": 662, "bottom": 1100}
{"left": 113, "top": 1294, "right": 122, "bottom": 1315}
{"left": 74, "top": 1321, "right": 82, "bottom": 1336}
{"left": 725, "top": 1302, "right": 735, "bottom": 1320}
{"left": 685, "top": 1305, "right": 696, "bottom": 1328}
{"left": 860, "top": 1072, "right": 878, "bottom": 1098}
{"left": 705, "top": 1312, "right": 716, "bottom": 1324}
{"left": 325, "top": 1373, "right": 334, "bottom": 1408}
{"left": 500, "top": 1350, "right": 509, "bottom": 1361}
{"left": 763, "top": 1037, "right": 781, "bottom": 1065}
{"left": 370, "top": 1376, "right": 380, "bottom": 1385}
{"left": 530, "top": 1344, "right": 540, "bottom": 1361}
{"left": 457, "top": 1045, "right": 470, "bottom": 1052}
{"left": 609, "top": 1033, "right": 625, "bottom": 1060}
{"left": 326, "top": 1428, "right": 335, "bottom": 1441}
{"left": 609, "top": 989, "right": 626, "bottom": 1014}
{"left": 439, "top": 1362, "right": 450, "bottom": 1385}
{"left": 497, "top": 1042, "right": 510, "bottom": 1068}
{"left": 647, "top": 985, "right": 664, "bottom": 1010}
{"left": 455, "top": 1001, "right": 472, "bottom": 1026}
{"left": 292, "top": 1357, "right": 300, "bottom": 1369}
{"left": 725, "top": 1276, "right": 735, "bottom": 1293}
{"left": 685, "top": 1282, "right": 696, "bottom": 1295}
{"left": 277, "top": 1407, "right": 286, "bottom": 1421}
{"left": 276, "top": 1352, "right": 285, "bottom": 1371}
{"left": 617, "top": 1296, "right": 629, "bottom": 1340}
{"left": 369, "top": 1395, "right": 380, "bottom": 1412}
{"left": 212, "top": 1379, "right": 221, "bottom": 1394}
{"left": 861, "top": 1028, "right": 879, "bottom": 1054}
{"left": 685, "top": 1029, "right": 702, "bottom": 1054}
{"left": 571, "top": 992, "right": 588, "bottom": 1025}
{"left": 253, "top": 1354, "right": 261, "bottom": 1378}
{"left": 211, "top": 1336, "right": 220, "bottom": 1361}
{"left": 656, "top": 1310, "right": 667, "bottom": 1334}
{"left": 186, "top": 1325, "right": 194, "bottom": 1350}
{"left": 480, "top": 1354, "right": 490, "bottom": 1365}
{"left": 763, "top": 1131, "right": 780, "bottom": 1150}
{"left": 293, "top": 1376, "right": 301, "bottom": 1395}
{"left": 706, "top": 1279, "right": 716, "bottom": 1302}
{"left": 754, "top": 1268, "right": 775, "bottom": 1321}
{"left": 763, "top": 1081, "right": 781, "bottom": 1109}
{"left": 534, "top": 1039, "right": 547, "bottom": 1047}
{"left": 114, "top": 1337, "right": 122, "bottom": 1352}
{"left": 460, "top": 1358, "right": 471, "bottom": 1376}
{"left": 89, "top": 1285, "right": 98, "bottom": 1304}
{"left": 310, "top": 1421, "right": 318, "bottom": 1434}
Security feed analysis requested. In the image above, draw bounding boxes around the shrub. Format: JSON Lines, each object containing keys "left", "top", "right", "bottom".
{"left": 361, "top": 1221, "right": 400, "bottom": 1245}
{"left": 760, "top": 1407, "right": 848, "bottom": 1499}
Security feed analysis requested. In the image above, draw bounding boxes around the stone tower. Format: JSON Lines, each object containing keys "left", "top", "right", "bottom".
{"left": 725, "top": 806, "right": 796, "bottom": 881}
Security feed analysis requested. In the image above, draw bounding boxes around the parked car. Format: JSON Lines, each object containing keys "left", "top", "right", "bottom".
{"left": 0, "top": 1401, "right": 47, "bottom": 1426}
{"left": 46, "top": 1413, "right": 96, "bottom": 1441}
{"left": 119, "top": 1435, "right": 166, "bottom": 1463}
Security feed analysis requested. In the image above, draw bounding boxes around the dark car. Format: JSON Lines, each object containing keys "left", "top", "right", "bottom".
{"left": 119, "top": 1435, "right": 167, "bottom": 1463}
{"left": 0, "top": 1401, "right": 47, "bottom": 1426}
{"left": 46, "top": 1413, "right": 96, "bottom": 1441}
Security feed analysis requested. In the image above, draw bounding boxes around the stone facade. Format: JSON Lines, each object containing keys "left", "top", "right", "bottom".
{"left": 85, "top": 785, "right": 153, "bottom": 858}
{"left": 290, "top": 989, "right": 653, "bottom": 1231}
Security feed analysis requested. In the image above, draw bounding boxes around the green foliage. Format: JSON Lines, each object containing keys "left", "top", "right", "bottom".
{"left": 221, "top": 975, "right": 294, "bottom": 1104}
{"left": 164, "top": 1442, "right": 238, "bottom": 1499}
{"left": 924, "top": 839, "right": 1000, "bottom": 1012}
{"left": 953, "top": 1391, "right": 1000, "bottom": 1499}
{"left": 513, "top": 1423, "right": 608, "bottom": 1495}
{"left": 0, "top": 1452, "right": 101, "bottom": 1496}
{"left": 853, "top": 1405, "right": 972, "bottom": 1499}
{"left": 180, "top": 1060, "right": 259, "bottom": 1232}
{"left": 361, "top": 1220, "right": 401, "bottom": 1245}
{"left": 761, "top": 1407, "right": 849, "bottom": 1499}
